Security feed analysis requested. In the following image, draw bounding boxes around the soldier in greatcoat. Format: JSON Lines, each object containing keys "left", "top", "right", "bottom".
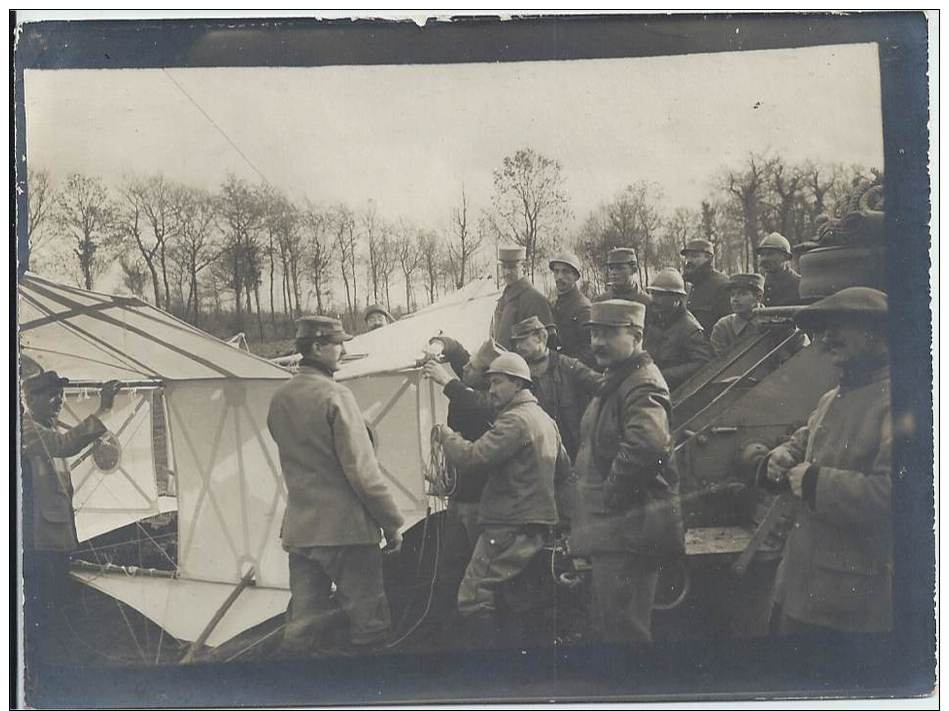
{"left": 756, "top": 232, "right": 802, "bottom": 307}
{"left": 491, "top": 245, "right": 553, "bottom": 350}
{"left": 267, "top": 316, "right": 404, "bottom": 655}
{"left": 709, "top": 273, "right": 767, "bottom": 357}
{"left": 548, "top": 252, "right": 594, "bottom": 364}
{"left": 681, "top": 238, "right": 731, "bottom": 334}
{"left": 569, "top": 300, "right": 685, "bottom": 643}
{"left": 594, "top": 247, "right": 651, "bottom": 306}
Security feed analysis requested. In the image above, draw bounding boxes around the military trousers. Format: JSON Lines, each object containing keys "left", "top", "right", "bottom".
{"left": 282, "top": 544, "right": 392, "bottom": 653}
{"left": 447, "top": 499, "right": 481, "bottom": 552}
{"left": 589, "top": 553, "right": 660, "bottom": 643}
{"left": 457, "top": 525, "right": 546, "bottom": 618}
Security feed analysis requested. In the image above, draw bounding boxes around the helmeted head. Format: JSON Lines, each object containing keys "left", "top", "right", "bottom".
{"left": 605, "top": 248, "right": 639, "bottom": 289}
{"left": 726, "top": 273, "right": 766, "bottom": 316}
{"left": 23, "top": 370, "right": 70, "bottom": 424}
{"left": 485, "top": 352, "right": 532, "bottom": 409}
{"left": 647, "top": 268, "right": 688, "bottom": 316}
{"left": 585, "top": 299, "right": 646, "bottom": 368}
{"left": 510, "top": 315, "right": 549, "bottom": 362}
{"left": 295, "top": 315, "right": 353, "bottom": 371}
{"left": 498, "top": 245, "right": 527, "bottom": 287}
{"left": 794, "top": 287, "right": 889, "bottom": 370}
{"left": 364, "top": 304, "right": 393, "bottom": 331}
{"left": 681, "top": 238, "right": 715, "bottom": 277}
{"left": 548, "top": 252, "right": 582, "bottom": 295}
{"left": 756, "top": 233, "right": 793, "bottom": 274}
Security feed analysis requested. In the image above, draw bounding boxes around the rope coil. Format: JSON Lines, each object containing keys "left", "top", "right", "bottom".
{"left": 424, "top": 426, "right": 457, "bottom": 498}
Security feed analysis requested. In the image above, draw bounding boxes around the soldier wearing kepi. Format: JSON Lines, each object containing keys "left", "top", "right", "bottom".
{"left": 681, "top": 238, "right": 731, "bottom": 334}
{"left": 21, "top": 371, "right": 121, "bottom": 661}
{"left": 548, "top": 252, "right": 594, "bottom": 364}
{"left": 709, "top": 273, "right": 766, "bottom": 357}
{"left": 510, "top": 315, "right": 604, "bottom": 462}
{"left": 267, "top": 316, "right": 404, "bottom": 656}
{"left": 763, "top": 288, "right": 893, "bottom": 637}
{"left": 756, "top": 232, "right": 801, "bottom": 307}
{"left": 644, "top": 268, "right": 714, "bottom": 391}
{"left": 491, "top": 245, "right": 554, "bottom": 350}
{"left": 570, "top": 300, "right": 685, "bottom": 643}
{"left": 594, "top": 247, "right": 651, "bottom": 306}
{"left": 434, "top": 352, "right": 573, "bottom": 647}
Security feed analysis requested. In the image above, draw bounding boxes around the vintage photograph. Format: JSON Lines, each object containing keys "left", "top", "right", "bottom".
{"left": 13, "top": 12, "right": 934, "bottom": 707}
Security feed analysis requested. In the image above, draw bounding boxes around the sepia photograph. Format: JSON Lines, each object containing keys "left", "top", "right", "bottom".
{"left": 12, "top": 11, "right": 935, "bottom": 708}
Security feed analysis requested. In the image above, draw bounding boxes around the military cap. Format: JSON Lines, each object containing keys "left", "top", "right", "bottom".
{"left": 584, "top": 299, "right": 646, "bottom": 329}
{"left": 606, "top": 247, "right": 638, "bottom": 266}
{"left": 548, "top": 252, "right": 582, "bottom": 278}
{"left": 756, "top": 232, "right": 793, "bottom": 256}
{"left": 794, "top": 287, "right": 888, "bottom": 330}
{"left": 486, "top": 352, "right": 532, "bottom": 383}
{"left": 470, "top": 338, "right": 508, "bottom": 370}
{"left": 498, "top": 245, "right": 527, "bottom": 263}
{"left": 647, "top": 268, "right": 688, "bottom": 296}
{"left": 23, "top": 369, "right": 69, "bottom": 394}
{"left": 726, "top": 273, "right": 766, "bottom": 294}
{"left": 295, "top": 315, "right": 353, "bottom": 343}
{"left": 680, "top": 239, "right": 715, "bottom": 257}
{"left": 510, "top": 315, "right": 548, "bottom": 341}
{"left": 364, "top": 303, "right": 393, "bottom": 321}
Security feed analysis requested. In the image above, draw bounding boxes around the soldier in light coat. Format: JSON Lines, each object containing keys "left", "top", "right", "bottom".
{"left": 435, "top": 352, "right": 573, "bottom": 646}
{"left": 709, "top": 273, "right": 766, "bottom": 357}
{"left": 763, "top": 288, "right": 893, "bottom": 635}
{"left": 570, "top": 300, "right": 685, "bottom": 643}
{"left": 267, "top": 316, "right": 404, "bottom": 655}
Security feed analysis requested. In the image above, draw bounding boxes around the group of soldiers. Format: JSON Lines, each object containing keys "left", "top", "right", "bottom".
{"left": 19, "top": 226, "right": 892, "bottom": 660}
{"left": 261, "top": 232, "right": 891, "bottom": 654}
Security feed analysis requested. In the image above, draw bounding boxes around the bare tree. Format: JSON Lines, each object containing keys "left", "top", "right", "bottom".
{"left": 490, "top": 148, "right": 569, "bottom": 280}
{"left": 330, "top": 204, "right": 358, "bottom": 321}
{"left": 447, "top": 184, "right": 484, "bottom": 288}
{"left": 659, "top": 207, "right": 700, "bottom": 268}
{"left": 171, "top": 185, "right": 219, "bottom": 323}
{"left": 262, "top": 189, "right": 301, "bottom": 322}
{"left": 394, "top": 223, "right": 421, "bottom": 311}
{"left": 217, "top": 175, "right": 266, "bottom": 333}
{"left": 302, "top": 204, "right": 334, "bottom": 314}
{"left": 417, "top": 229, "right": 441, "bottom": 305}
{"left": 724, "top": 154, "right": 771, "bottom": 271}
{"left": 27, "top": 169, "right": 54, "bottom": 250}
{"left": 54, "top": 173, "right": 115, "bottom": 289}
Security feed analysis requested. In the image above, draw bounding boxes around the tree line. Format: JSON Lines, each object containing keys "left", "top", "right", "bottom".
{"left": 24, "top": 149, "right": 878, "bottom": 340}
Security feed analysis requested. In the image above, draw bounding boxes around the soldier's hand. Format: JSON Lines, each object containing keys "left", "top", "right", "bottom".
{"left": 383, "top": 529, "right": 403, "bottom": 555}
{"left": 97, "top": 380, "right": 122, "bottom": 413}
{"left": 422, "top": 360, "right": 456, "bottom": 387}
{"left": 786, "top": 462, "right": 810, "bottom": 498}
{"left": 766, "top": 447, "right": 796, "bottom": 485}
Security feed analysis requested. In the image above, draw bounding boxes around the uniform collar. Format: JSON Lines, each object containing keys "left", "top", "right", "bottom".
{"left": 503, "top": 389, "right": 538, "bottom": 411}
{"left": 298, "top": 360, "right": 336, "bottom": 378}
{"left": 602, "top": 351, "right": 653, "bottom": 392}
{"left": 838, "top": 355, "right": 890, "bottom": 390}
{"left": 503, "top": 276, "right": 532, "bottom": 299}
{"left": 556, "top": 284, "right": 581, "bottom": 302}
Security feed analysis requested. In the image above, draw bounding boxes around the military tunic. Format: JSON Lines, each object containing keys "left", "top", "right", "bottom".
{"left": 763, "top": 266, "right": 802, "bottom": 307}
{"left": 594, "top": 282, "right": 652, "bottom": 306}
{"left": 684, "top": 263, "right": 731, "bottom": 334}
{"left": 551, "top": 284, "right": 593, "bottom": 363}
{"left": 709, "top": 313, "right": 763, "bottom": 357}
{"left": 644, "top": 307, "right": 714, "bottom": 391}
{"left": 491, "top": 277, "right": 554, "bottom": 350}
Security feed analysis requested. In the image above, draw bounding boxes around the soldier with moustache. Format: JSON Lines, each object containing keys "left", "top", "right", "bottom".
{"left": 569, "top": 300, "right": 685, "bottom": 643}
{"left": 548, "top": 252, "right": 594, "bottom": 364}
{"left": 490, "top": 245, "right": 554, "bottom": 351}
{"left": 681, "top": 238, "right": 731, "bottom": 335}
{"left": 756, "top": 232, "right": 801, "bottom": 307}
{"left": 594, "top": 248, "right": 652, "bottom": 306}
{"left": 709, "top": 273, "right": 767, "bottom": 357}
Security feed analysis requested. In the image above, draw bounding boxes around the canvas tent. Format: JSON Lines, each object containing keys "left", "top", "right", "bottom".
{"left": 17, "top": 272, "right": 502, "bottom": 648}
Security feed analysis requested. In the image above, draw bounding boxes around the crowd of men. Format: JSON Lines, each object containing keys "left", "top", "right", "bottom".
{"left": 20, "top": 228, "right": 893, "bottom": 661}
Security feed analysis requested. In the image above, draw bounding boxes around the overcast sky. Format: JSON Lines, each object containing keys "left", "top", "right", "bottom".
{"left": 25, "top": 42, "right": 883, "bottom": 238}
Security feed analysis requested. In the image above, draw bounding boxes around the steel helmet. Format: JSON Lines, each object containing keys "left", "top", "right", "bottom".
{"left": 485, "top": 352, "right": 532, "bottom": 384}
{"left": 647, "top": 268, "right": 688, "bottom": 296}
{"left": 756, "top": 232, "right": 792, "bottom": 257}
{"left": 548, "top": 252, "right": 582, "bottom": 278}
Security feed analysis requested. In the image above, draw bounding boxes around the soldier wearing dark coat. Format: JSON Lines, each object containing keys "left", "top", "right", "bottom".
{"left": 491, "top": 245, "right": 554, "bottom": 350}
{"left": 644, "top": 269, "right": 714, "bottom": 391}
{"left": 681, "top": 238, "right": 731, "bottom": 334}
{"left": 594, "top": 247, "right": 652, "bottom": 307}
{"left": 21, "top": 372, "right": 120, "bottom": 662}
{"left": 756, "top": 233, "right": 801, "bottom": 307}
{"left": 570, "top": 300, "right": 685, "bottom": 643}
{"left": 548, "top": 252, "right": 594, "bottom": 364}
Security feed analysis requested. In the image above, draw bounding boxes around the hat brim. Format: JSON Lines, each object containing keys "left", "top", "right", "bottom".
{"left": 647, "top": 288, "right": 687, "bottom": 296}
{"left": 24, "top": 376, "right": 69, "bottom": 393}
{"left": 725, "top": 284, "right": 764, "bottom": 293}
{"left": 583, "top": 319, "right": 642, "bottom": 328}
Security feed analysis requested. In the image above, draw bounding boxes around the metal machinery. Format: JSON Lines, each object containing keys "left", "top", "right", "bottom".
{"left": 656, "top": 185, "right": 887, "bottom": 639}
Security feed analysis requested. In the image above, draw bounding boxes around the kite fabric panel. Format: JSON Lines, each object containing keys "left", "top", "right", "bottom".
{"left": 18, "top": 273, "right": 291, "bottom": 382}
{"left": 60, "top": 387, "right": 178, "bottom": 542}
{"left": 336, "top": 276, "right": 500, "bottom": 380}
{"left": 72, "top": 571, "right": 290, "bottom": 648}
